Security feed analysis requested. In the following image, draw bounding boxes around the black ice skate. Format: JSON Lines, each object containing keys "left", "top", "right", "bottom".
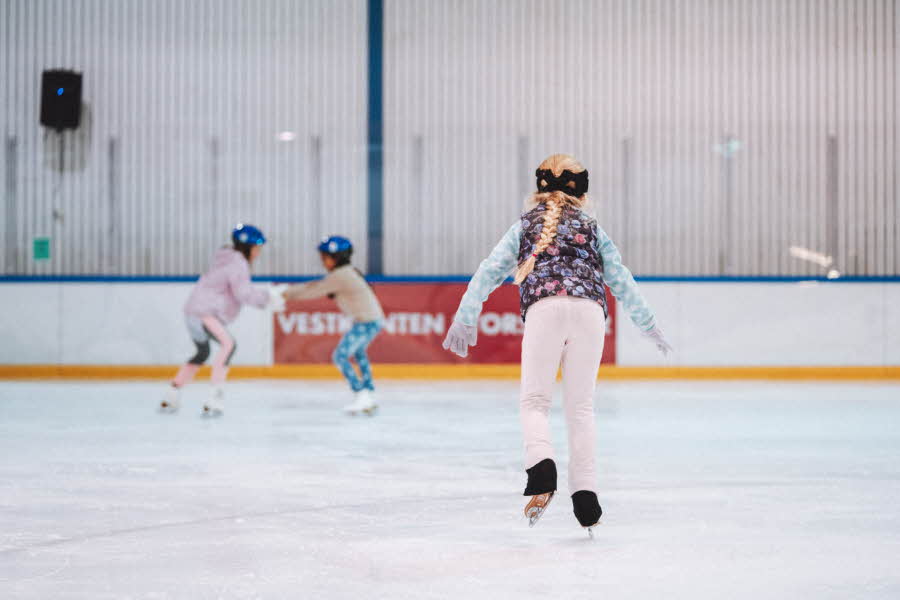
{"left": 523, "top": 458, "right": 557, "bottom": 527}
{"left": 572, "top": 490, "right": 602, "bottom": 538}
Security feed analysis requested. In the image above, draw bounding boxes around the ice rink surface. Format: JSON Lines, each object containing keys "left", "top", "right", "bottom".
{"left": 1, "top": 379, "right": 898, "bottom": 600}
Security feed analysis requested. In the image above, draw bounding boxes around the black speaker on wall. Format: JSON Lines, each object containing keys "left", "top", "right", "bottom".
{"left": 40, "top": 69, "right": 82, "bottom": 131}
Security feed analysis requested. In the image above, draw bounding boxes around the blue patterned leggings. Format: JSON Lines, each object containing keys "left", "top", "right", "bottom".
{"left": 332, "top": 320, "right": 383, "bottom": 392}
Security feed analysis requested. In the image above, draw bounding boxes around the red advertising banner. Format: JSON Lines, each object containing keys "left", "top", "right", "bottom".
{"left": 274, "top": 283, "right": 616, "bottom": 364}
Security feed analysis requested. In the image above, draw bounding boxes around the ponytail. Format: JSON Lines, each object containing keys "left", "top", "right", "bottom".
{"left": 514, "top": 196, "right": 565, "bottom": 284}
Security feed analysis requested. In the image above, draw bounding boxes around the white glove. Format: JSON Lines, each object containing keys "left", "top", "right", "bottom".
{"left": 442, "top": 320, "right": 478, "bottom": 358}
{"left": 643, "top": 326, "right": 673, "bottom": 356}
{"left": 268, "top": 285, "right": 288, "bottom": 313}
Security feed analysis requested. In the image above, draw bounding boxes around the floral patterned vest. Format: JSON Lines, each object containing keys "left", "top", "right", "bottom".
{"left": 517, "top": 204, "right": 607, "bottom": 321}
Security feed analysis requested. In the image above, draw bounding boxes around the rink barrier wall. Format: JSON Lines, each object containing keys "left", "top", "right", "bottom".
{"left": 2, "top": 279, "right": 899, "bottom": 377}
{"left": 1, "top": 365, "right": 899, "bottom": 381}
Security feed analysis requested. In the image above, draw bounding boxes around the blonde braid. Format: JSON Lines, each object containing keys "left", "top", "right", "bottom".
{"left": 514, "top": 195, "right": 565, "bottom": 284}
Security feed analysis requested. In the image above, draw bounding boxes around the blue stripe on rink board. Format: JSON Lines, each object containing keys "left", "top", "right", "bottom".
{"left": 2, "top": 275, "right": 900, "bottom": 284}
{"left": 366, "top": 0, "right": 384, "bottom": 276}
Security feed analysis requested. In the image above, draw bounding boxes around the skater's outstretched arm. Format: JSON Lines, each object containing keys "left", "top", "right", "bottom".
{"left": 593, "top": 225, "right": 672, "bottom": 355}
{"left": 443, "top": 222, "right": 520, "bottom": 358}
{"left": 283, "top": 275, "right": 340, "bottom": 301}
{"left": 453, "top": 222, "right": 521, "bottom": 327}
{"left": 227, "top": 258, "right": 269, "bottom": 308}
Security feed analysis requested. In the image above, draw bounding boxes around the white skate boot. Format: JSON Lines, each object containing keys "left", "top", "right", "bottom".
{"left": 202, "top": 387, "right": 224, "bottom": 417}
{"left": 159, "top": 387, "right": 180, "bottom": 413}
{"left": 343, "top": 389, "right": 377, "bottom": 416}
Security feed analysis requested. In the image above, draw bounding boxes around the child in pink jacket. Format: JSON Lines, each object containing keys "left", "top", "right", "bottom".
{"left": 160, "top": 224, "right": 284, "bottom": 416}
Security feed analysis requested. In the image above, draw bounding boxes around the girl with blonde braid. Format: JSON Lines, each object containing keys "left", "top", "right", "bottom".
{"left": 443, "top": 154, "right": 672, "bottom": 535}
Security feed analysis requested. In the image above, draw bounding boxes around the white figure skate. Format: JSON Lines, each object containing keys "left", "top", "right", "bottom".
{"left": 343, "top": 390, "right": 377, "bottom": 416}
{"left": 202, "top": 387, "right": 224, "bottom": 417}
{"left": 159, "top": 387, "right": 180, "bottom": 413}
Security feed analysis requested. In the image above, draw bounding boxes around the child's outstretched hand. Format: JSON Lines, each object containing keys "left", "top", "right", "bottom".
{"left": 268, "top": 285, "right": 288, "bottom": 312}
{"left": 642, "top": 326, "right": 673, "bottom": 356}
{"left": 442, "top": 320, "right": 478, "bottom": 358}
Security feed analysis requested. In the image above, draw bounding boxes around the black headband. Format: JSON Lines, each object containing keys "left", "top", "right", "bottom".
{"left": 535, "top": 168, "right": 589, "bottom": 197}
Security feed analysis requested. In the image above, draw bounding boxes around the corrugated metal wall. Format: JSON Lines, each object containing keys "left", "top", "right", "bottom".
{"left": 384, "top": 0, "right": 899, "bottom": 276}
{"left": 2, "top": 0, "right": 897, "bottom": 277}
{"left": 1, "top": 0, "right": 367, "bottom": 276}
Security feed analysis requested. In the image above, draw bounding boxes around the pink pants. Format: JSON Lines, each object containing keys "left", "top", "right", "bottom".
{"left": 520, "top": 296, "right": 606, "bottom": 494}
{"left": 172, "top": 316, "right": 235, "bottom": 387}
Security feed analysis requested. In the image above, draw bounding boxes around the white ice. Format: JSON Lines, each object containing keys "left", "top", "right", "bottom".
{"left": 1, "top": 380, "right": 899, "bottom": 599}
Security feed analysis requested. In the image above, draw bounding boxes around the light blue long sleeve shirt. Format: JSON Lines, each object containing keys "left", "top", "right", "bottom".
{"left": 454, "top": 220, "right": 657, "bottom": 332}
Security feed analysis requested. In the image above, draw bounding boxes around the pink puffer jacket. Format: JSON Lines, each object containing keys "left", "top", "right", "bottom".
{"left": 184, "top": 248, "right": 268, "bottom": 323}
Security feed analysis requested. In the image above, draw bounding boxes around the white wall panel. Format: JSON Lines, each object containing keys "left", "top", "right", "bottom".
{"left": 616, "top": 282, "right": 891, "bottom": 366}
{"left": 383, "top": 0, "right": 899, "bottom": 277}
{"left": 0, "top": 284, "right": 61, "bottom": 364}
{"left": 0, "top": 283, "right": 271, "bottom": 366}
{"left": 677, "top": 282, "right": 886, "bottom": 366}
{"left": 615, "top": 284, "right": 683, "bottom": 367}
{"left": 58, "top": 284, "right": 192, "bottom": 364}
{"left": 885, "top": 283, "right": 900, "bottom": 364}
{"left": 1, "top": 0, "right": 367, "bottom": 276}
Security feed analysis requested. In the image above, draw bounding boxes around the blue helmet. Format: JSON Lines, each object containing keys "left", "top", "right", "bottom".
{"left": 232, "top": 224, "right": 266, "bottom": 246}
{"left": 317, "top": 235, "right": 352, "bottom": 256}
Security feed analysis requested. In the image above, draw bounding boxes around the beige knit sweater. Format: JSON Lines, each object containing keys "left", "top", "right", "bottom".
{"left": 284, "top": 265, "right": 385, "bottom": 323}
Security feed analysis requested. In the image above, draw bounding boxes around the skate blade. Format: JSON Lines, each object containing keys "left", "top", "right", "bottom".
{"left": 158, "top": 403, "right": 179, "bottom": 414}
{"left": 525, "top": 492, "right": 555, "bottom": 528}
{"left": 201, "top": 406, "right": 223, "bottom": 418}
{"left": 584, "top": 520, "right": 601, "bottom": 539}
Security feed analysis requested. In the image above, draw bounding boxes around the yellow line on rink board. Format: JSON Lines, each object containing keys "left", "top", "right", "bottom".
{"left": 0, "top": 364, "right": 899, "bottom": 381}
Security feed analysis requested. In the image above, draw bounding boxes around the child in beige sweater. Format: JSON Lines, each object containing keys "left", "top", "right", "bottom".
{"left": 284, "top": 236, "right": 384, "bottom": 415}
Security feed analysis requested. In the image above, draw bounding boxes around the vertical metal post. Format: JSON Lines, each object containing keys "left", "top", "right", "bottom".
{"left": 517, "top": 135, "right": 530, "bottom": 201}
{"left": 107, "top": 137, "right": 119, "bottom": 273}
{"left": 366, "top": 0, "right": 384, "bottom": 275}
{"left": 411, "top": 135, "right": 424, "bottom": 221}
{"left": 4, "top": 136, "right": 17, "bottom": 273}
{"left": 52, "top": 133, "right": 65, "bottom": 273}
{"left": 310, "top": 134, "right": 323, "bottom": 236}
{"left": 826, "top": 134, "right": 839, "bottom": 269}
{"left": 621, "top": 137, "right": 632, "bottom": 253}
{"left": 720, "top": 133, "right": 735, "bottom": 275}
{"left": 209, "top": 136, "right": 221, "bottom": 249}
